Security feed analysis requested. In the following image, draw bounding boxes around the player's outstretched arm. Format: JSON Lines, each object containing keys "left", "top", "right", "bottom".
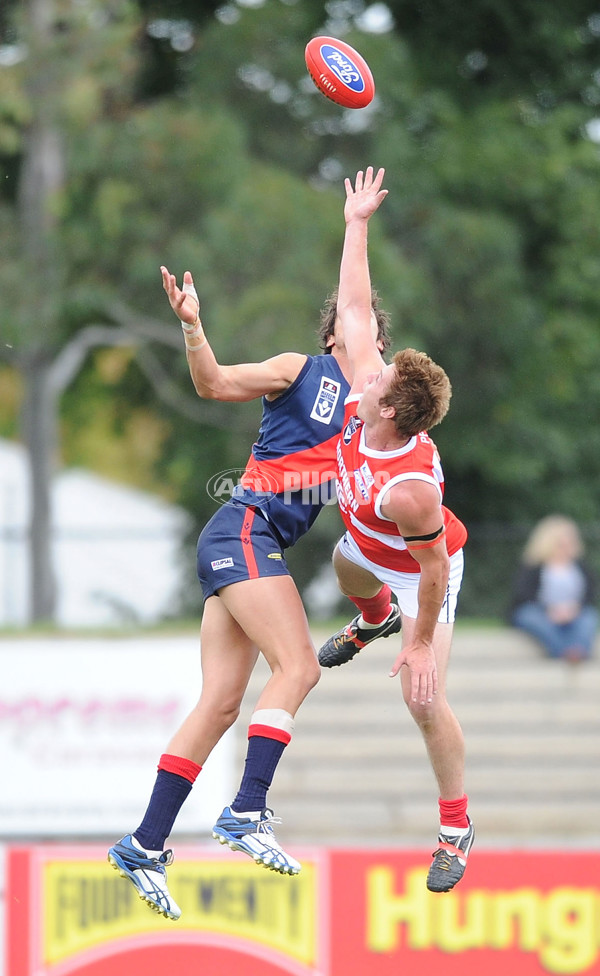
{"left": 160, "top": 266, "right": 305, "bottom": 401}
{"left": 337, "top": 167, "right": 388, "bottom": 394}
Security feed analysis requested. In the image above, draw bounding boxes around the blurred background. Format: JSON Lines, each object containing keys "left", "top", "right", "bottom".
{"left": 3, "top": 0, "right": 600, "bottom": 628}
{"left": 2, "top": 2, "right": 600, "bottom": 974}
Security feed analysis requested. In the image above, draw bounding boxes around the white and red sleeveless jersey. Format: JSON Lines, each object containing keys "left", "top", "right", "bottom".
{"left": 336, "top": 397, "right": 467, "bottom": 573}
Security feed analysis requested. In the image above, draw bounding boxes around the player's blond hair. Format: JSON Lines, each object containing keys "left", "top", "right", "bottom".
{"left": 379, "top": 348, "right": 451, "bottom": 437}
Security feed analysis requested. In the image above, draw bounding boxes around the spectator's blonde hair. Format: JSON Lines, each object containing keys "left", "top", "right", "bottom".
{"left": 522, "top": 515, "right": 584, "bottom": 566}
{"left": 379, "top": 348, "right": 451, "bottom": 437}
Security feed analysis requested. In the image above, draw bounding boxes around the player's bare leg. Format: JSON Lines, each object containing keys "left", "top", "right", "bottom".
{"left": 399, "top": 617, "right": 464, "bottom": 797}
{"left": 219, "top": 574, "right": 321, "bottom": 714}
{"left": 108, "top": 598, "right": 259, "bottom": 919}
{"left": 166, "top": 595, "right": 259, "bottom": 763}
{"left": 332, "top": 544, "right": 383, "bottom": 598}
{"left": 210, "top": 575, "right": 320, "bottom": 875}
{"left": 399, "top": 617, "right": 474, "bottom": 892}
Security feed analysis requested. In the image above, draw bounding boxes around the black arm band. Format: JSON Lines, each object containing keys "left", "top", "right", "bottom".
{"left": 404, "top": 525, "right": 445, "bottom": 543}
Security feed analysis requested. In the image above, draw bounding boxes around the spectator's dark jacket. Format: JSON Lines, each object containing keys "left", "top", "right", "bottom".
{"left": 508, "top": 561, "right": 596, "bottom": 619}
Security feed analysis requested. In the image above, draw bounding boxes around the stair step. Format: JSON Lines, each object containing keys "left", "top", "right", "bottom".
{"left": 229, "top": 625, "right": 600, "bottom": 845}
{"left": 251, "top": 797, "right": 600, "bottom": 845}
{"left": 273, "top": 763, "right": 600, "bottom": 797}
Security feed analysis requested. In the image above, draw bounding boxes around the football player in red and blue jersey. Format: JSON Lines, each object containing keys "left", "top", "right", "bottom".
{"left": 317, "top": 168, "right": 473, "bottom": 893}
{"left": 107, "top": 169, "right": 390, "bottom": 917}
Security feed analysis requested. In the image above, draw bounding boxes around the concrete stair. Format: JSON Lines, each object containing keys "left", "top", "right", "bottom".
{"left": 232, "top": 624, "right": 600, "bottom": 848}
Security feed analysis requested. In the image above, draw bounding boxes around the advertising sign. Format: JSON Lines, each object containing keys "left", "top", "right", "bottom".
{"left": 6, "top": 844, "right": 600, "bottom": 976}
{"left": 0, "top": 637, "right": 234, "bottom": 835}
{"left": 6, "top": 844, "right": 326, "bottom": 976}
{"left": 328, "top": 848, "right": 600, "bottom": 976}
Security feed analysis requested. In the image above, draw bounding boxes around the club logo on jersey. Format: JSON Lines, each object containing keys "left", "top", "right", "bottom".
{"left": 343, "top": 415, "right": 361, "bottom": 444}
{"left": 310, "top": 376, "right": 341, "bottom": 425}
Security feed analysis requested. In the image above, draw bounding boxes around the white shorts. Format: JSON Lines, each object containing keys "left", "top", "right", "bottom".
{"left": 336, "top": 531, "right": 464, "bottom": 623}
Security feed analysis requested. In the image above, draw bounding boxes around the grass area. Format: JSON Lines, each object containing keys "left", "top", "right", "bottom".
{"left": 0, "top": 614, "right": 505, "bottom": 640}
{"left": 0, "top": 617, "right": 201, "bottom": 640}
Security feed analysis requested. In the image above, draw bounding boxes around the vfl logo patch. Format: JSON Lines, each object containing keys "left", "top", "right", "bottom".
{"left": 211, "top": 557, "right": 234, "bottom": 570}
{"left": 343, "top": 416, "right": 361, "bottom": 444}
{"left": 310, "top": 377, "right": 341, "bottom": 425}
{"left": 267, "top": 553, "right": 283, "bottom": 560}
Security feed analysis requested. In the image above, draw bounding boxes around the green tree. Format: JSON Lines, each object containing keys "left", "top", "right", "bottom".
{"left": 0, "top": 0, "right": 240, "bottom": 620}
{"left": 386, "top": 0, "right": 600, "bottom": 103}
{"left": 0, "top": 0, "right": 398, "bottom": 621}
{"left": 1, "top": 0, "right": 145, "bottom": 619}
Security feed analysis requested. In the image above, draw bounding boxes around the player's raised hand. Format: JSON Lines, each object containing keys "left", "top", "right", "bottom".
{"left": 344, "top": 166, "right": 388, "bottom": 225}
{"left": 160, "top": 266, "right": 200, "bottom": 328}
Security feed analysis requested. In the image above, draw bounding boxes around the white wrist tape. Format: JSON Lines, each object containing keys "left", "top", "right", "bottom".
{"left": 184, "top": 334, "right": 207, "bottom": 351}
{"left": 182, "top": 276, "right": 199, "bottom": 307}
{"left": 181, "top": 317, "right": 202, "bottom": 336}
{"left": 180, "top": 277, "right": 200, "bottom": 332}
{"left": 179, "top": 278, "right": 207, "bottom": 349}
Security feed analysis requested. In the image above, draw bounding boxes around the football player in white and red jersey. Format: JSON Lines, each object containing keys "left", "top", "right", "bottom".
{"left": 318, "top": 167, "right": 473, "bottom": 893}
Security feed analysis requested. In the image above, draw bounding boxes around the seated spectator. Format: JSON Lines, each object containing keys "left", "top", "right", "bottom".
{"left": 509, "top": 515, "right": 598, "bottom": 663}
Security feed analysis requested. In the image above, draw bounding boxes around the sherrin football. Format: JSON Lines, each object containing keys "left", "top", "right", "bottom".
{"left": 305, "top": 35, "right": 375, "bottom": 109}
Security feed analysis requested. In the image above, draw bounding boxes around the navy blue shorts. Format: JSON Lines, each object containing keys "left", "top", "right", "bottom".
{"left": 196, "top": 501, "right": 290, "bottom": 599}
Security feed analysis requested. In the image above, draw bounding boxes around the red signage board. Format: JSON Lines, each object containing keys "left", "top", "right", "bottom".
{"left": 328, "top": 848, "right": 599, "bottom": 976}
{"left": 5, "top": 844, "right": 600, "bottom": 976}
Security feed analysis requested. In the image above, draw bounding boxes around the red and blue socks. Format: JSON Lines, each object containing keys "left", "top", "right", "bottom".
{"left": 133, "top": 710, "right": 295, "bottom": 848}
{"left": 231, "top": 709, "right": 294, "bottom": 814}
{"left": 134, "top": 753, "right": 202, "bottom": 852}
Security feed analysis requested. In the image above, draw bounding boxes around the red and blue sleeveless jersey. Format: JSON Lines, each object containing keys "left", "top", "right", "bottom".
{"left": 238, "top": 354, "right": 350, "bottom": 547}
{"left": 336, "top": 396, "right": 467, "bottom": 572}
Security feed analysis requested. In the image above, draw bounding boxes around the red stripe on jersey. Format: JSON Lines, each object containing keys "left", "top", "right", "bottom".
{"left": 240, "top": 507, "right": 259, "bottom": 578}
{"left": 348, "top": 509, "right": 467, "bottom": 573}
{"left": 241, "top": 433, "right": 339, "bottom": 493}
{"left": 248, "top": 723, "right": 292, "bottom": 745}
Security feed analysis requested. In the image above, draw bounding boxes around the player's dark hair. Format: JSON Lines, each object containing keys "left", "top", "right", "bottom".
{"left": 318, "top": 288, "right": 391, "bottom": 354}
